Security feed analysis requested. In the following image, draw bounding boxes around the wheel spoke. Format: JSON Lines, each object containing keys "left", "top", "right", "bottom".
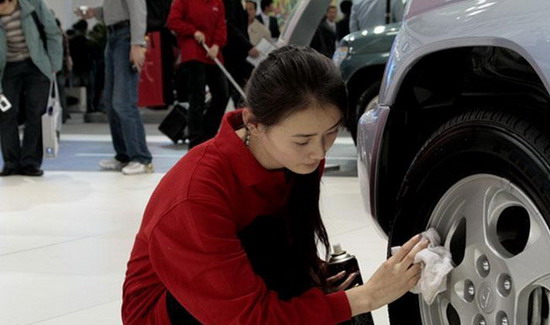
{"left": 507, "top": 234, "right": 550, "bottom": 293}
{"left": 447, "top": 294, "right": 475, "bottom": 324}
{"left": 442, "top": 266, "right": 479, "bottom": 322}
{"left": 460, "top": 183, "right": 491, "bottom": 248}
{"left": 448, "top": 262, "right": 472, "bottom": 288}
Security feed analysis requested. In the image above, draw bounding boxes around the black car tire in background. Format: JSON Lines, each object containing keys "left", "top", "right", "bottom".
{"left": 350, "top": 81, "right": 381, "bottom": 144}
{"left": 387, "top": 107, "right": 550, "bottom": 324}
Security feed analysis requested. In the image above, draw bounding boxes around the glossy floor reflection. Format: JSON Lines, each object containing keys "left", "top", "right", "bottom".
{"left": 0, "top": 173, "right": 390, "bottom": 324}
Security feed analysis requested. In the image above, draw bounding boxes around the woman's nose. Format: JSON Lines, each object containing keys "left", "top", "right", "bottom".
{"left": 309, "top": 141, "right": 326, "bottom": 160}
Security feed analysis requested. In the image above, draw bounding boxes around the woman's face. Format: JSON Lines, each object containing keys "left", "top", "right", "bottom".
{"left": 253, "top": 104, "right": 343, "bottom": 175}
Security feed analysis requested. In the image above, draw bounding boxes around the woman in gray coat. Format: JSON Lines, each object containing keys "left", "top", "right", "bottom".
{"left": 0, "top": 0, "right": 62, "bottom": 176}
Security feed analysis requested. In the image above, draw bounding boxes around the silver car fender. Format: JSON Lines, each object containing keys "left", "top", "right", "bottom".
{"left": 379, "top": 0, "right": 550, "bottom": 106}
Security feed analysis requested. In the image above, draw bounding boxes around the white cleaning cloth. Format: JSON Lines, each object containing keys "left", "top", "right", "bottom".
{"left": 391, "top": 228, "right": 454, "bottom": 304}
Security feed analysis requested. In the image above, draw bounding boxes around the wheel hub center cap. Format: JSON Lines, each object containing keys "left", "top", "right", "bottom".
{"left": 477, "top": 282, "right": 496, "bottom": 313}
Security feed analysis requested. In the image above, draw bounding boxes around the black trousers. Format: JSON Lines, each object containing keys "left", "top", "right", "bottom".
{"left": 0, "top": 59, "right": 50, "bottom": 169}
{"left": 181, "top": 61, "right": 228, "bottom": 148}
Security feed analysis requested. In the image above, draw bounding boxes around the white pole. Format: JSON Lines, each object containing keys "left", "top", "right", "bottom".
{"left": 201, "top": 43, "right": 247, "bottom": 101}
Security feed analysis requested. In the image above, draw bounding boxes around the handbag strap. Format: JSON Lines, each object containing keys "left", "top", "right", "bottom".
{"left": 31, "top": 11, "right": 48, "bottom": 51}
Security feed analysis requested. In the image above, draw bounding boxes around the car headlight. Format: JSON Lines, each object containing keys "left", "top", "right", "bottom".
{"left": 332, "top": 46, "right": 349, "bottom": 68}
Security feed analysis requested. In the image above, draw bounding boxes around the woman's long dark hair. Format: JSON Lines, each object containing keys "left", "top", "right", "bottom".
{"left": 245, "top": 46, "right": 347, "bottom": 289}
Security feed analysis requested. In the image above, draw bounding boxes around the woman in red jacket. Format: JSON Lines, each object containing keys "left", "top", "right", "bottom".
{"left": 167, "top": 0, "right": 229, "bottom": 148}
{"left": 122, "top": 46, "right": 427, "bottom": 324}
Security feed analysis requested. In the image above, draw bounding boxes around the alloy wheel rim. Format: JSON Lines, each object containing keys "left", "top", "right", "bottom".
{"left": 420, "top": 174, "right": 550, "bottom": 325}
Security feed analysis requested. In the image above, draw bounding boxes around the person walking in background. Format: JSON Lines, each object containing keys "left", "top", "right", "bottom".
{"left": 68, "top": 19, "right": 88, "bottom": 87}
{"left": 0, "top": 0, "right": 62, "bottom": 177}
{"left": 87, "top": 23, "right": 107, "bottom": 114}
{"left": 167, "top": 0, "right": 229, "bottom": 149}
{"left": 350, "top": 0, "right": 405, "bottom": 32}
{"left": 310, "top": 5, "right": 338, "bottom": 58}
{"left": 76, "top": 0, "right": 153, "bottom": 175}
{"left": 223, "top": 0, "right": 258, "bottom": 108}
{"left": 68, "top": 19, "right": 92, "bottom": 112}
{"left": 245, "top": 0, "right": 270, "bottom": 46}
{"left": 336, "top": 0, "right": 352, "bottom": 41}
{"left": 256, "top": 0, "right": 279, "bottom": 41}
{"left": 55, "top": 18, "right": 72, "bottom": 123}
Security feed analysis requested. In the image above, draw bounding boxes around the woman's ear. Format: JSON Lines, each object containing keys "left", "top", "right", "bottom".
{"left": 242, "top": 108, "right": 260, "bottom": 133}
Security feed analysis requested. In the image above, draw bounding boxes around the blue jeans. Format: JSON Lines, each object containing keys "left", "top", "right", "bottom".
{"left": 103, "top": 26, "right": 152, "bottom": 164}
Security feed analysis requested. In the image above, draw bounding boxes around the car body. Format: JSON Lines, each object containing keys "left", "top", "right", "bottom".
{"left": 334, "top": 23, "right": 400, "bottom": 142}
{"left": 277, "top": 0, "right": 331, "bottom": 47}
{"left": 358, "top": 0, "right": 550, "bottom": 324}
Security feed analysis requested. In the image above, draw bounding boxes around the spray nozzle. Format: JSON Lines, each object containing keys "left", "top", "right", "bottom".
{"left": 332, "top": 243, "right": 345, "bottom": 255}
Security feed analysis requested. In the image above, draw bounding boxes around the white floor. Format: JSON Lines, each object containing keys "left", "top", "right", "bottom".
{"left": 0, "top": 161, "right": 390, "bottom": 324}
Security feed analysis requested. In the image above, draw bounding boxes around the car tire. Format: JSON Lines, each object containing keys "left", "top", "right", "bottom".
{"left": 350, "top": 81, "right": 381, "bottom": 144}
{"left": 387, "top": 107, "right": 550, "bottom": 325}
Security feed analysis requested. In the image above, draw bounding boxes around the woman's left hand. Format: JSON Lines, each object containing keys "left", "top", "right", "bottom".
{"left": 325, "top": 271, "right": 358, "bottom": 293}
{"left": 207, "top": 45, "right": 219, "bottom": 60}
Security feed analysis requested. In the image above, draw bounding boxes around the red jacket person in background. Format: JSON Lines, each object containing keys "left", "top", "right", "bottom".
{"left": 166, "top": 0, "right": 229, "bottom": 148}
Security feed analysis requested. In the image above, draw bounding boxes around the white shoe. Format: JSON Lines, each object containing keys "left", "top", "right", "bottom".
{"left": 99, "top": 158, "right": 128, "bottom": 171}
{"left": 121, "top": 161, "right": 154, "bottom": 175}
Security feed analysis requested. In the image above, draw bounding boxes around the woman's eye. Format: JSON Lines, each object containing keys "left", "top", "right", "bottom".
{"left": 295, "top": 142, "right": 309, "bottom": 146}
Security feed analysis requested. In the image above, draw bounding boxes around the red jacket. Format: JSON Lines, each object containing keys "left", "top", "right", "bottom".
{"left": 121, "top": 111, "right": 351, "bottom": 324}
{"left": 167, "top": 0, "right": 227, "bottom": 65}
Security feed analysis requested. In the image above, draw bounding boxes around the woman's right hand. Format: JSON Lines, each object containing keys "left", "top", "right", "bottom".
{"left": 194, "top": 31, "right": 205, "bottom": 44}
{"left": 345, "top": 234, "right": 428, "bottom": 316}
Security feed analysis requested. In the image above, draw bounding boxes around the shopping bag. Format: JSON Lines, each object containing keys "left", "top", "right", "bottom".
{"left": 42, "top": 79, "right": 61, "bottom": 158}
{"left": 158, "top": 102, "right": 188, "bottom": 143}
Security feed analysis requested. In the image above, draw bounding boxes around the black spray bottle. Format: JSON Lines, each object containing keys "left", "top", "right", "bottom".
{"left": 327, "top": 244, "right": 374, "bottom": 325}
{"left": 327, "top": 243, "right": 363, "bottom": 288}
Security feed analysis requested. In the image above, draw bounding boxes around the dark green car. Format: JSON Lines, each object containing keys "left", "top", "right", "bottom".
{"left": 333, "top": 23, "right": 400, "bottom": 142}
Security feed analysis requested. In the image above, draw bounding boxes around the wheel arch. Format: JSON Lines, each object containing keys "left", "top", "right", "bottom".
{"left": 374, "top": 45, "right": 550, "bottom": 233}
{"left": 345, "top": 64, "right": 386, "bottom": 131}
